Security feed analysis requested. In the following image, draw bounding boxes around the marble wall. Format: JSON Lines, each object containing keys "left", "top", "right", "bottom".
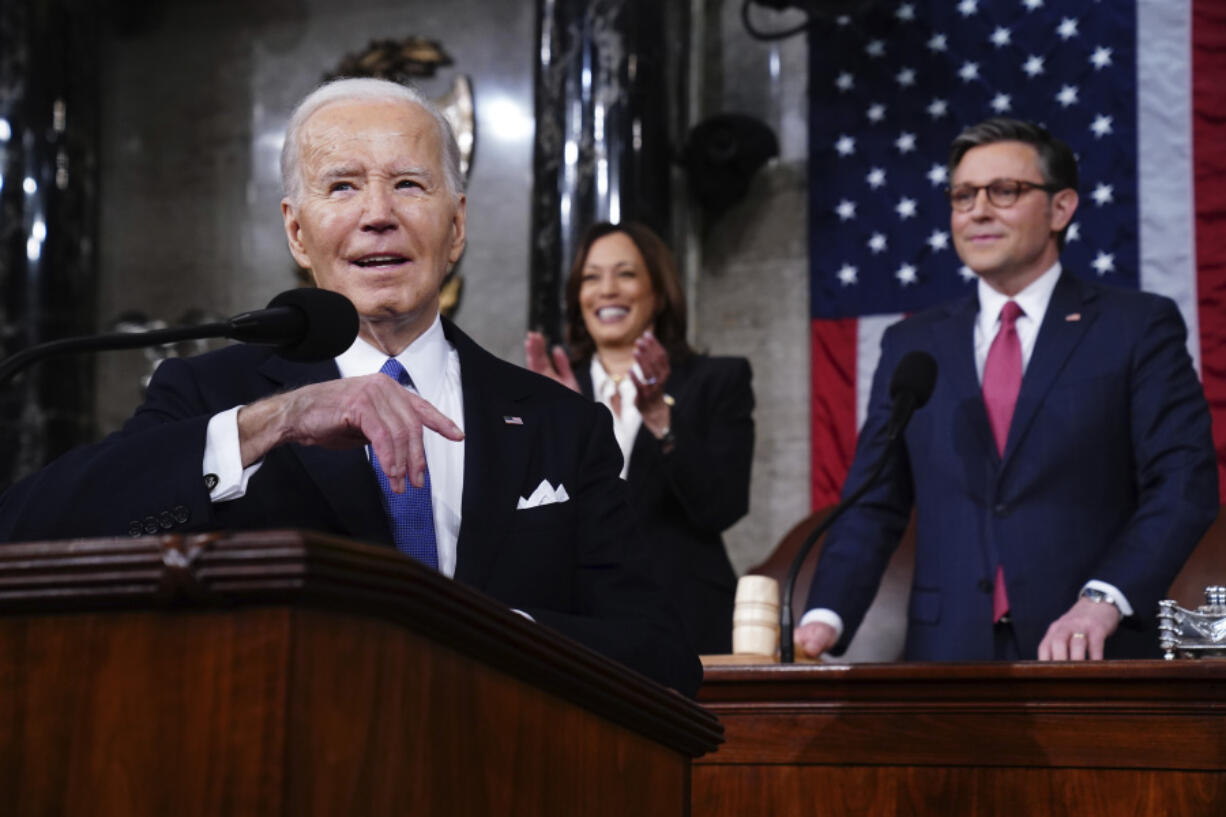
{"left": 691, "top": 1, "right": 811, "bottom": 574}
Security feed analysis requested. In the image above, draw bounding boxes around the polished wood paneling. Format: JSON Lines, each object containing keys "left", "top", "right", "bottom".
{"left": 694, "top": 662, "right": 1226, "bottom": 817}
{"left": 0, "top": 531, "right": 721, "bottom": 817}
{"left": 694, "top": 767, "right": 1225, "bottom": 817}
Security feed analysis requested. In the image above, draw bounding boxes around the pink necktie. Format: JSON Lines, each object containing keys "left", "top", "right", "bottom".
{"left": 983, "top": 300, "right": 1023, "bottom": 622}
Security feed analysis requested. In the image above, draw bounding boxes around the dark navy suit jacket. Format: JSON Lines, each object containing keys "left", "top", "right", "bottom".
{"left": 805, "top": 272, "right": 1219, "bottom": 660}
{"left": 579, "top": 354, "right": 754, "bottom": 654}
{"left": 0, "top": 319, "right": 702, "bottom": 694}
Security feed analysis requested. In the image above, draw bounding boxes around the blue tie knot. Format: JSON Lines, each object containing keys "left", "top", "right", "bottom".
{"left": 379, "top": 358, "right": 414, "bottom": 388}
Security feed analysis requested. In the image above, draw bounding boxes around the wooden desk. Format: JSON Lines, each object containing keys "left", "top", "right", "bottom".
{"left": 695, "top": 661, "right": 1226, "bottom": 816}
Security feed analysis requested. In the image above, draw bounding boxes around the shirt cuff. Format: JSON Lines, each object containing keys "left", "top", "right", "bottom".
{"left": 799, "top": 607, "right": 845, "bottom": 641}
{"left": 203, "top": 406, "right": 263, "bottom": 502}
{"left": 1082, "top": 580, "right": 1134, "bottom": 618}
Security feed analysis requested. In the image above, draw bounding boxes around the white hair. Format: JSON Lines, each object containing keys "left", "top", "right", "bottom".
{"left": 280, "top": 77, "right": 464, "bottom": 205}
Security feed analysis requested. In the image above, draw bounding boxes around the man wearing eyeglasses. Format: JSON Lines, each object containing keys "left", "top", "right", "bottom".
{"left": 797, "top": 117, "right": 1218, "bottom": 662}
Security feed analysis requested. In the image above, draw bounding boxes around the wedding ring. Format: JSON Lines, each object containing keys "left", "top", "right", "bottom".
{"left": 645, "top": 376, "right": 658, "bottom": 385}
{"left": 1071, "top": 632, "right": 1087, "bottom": 639}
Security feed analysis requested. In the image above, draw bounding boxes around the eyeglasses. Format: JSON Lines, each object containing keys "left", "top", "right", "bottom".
{"left": 947, "top": 179, "right": 1062, "bottom": 212}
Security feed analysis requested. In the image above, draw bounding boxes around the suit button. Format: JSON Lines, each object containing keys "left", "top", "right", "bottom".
{"left": 142, "top": 516, "right": 160, "bottom": 535}
{"left": 994, "top": 503, "right": 1008, "bottom": 516}
{"left": 172, "top": 505, "right": 190, "bottom": 524}
{"left": 158, "top": 511, "right": 174, "bottom": 530}
{"left": 128, "top": 521, "right": 143, "bottom": 537}
{"left": 978, "top": 579, "right": 993, "bottom": 593}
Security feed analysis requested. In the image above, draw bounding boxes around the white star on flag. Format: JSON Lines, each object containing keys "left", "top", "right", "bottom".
{"left": 959, "top": 62, "right": 980, "bottom": 82}
{"left": 1066, "top": 223, "right": 1080, "bottom": 242}
{"left": 1092, "top": 251, "right": 1115, "bottom": 275}
{"left": 927, "top": 98, "right": 948, "bottom": 118}
{"left": 866, "top": 168, "right": 886, "bottom": 188}
{"left": 896, "top": 197, "right": 918, "bottom": 219}
{"left": 1090, "top": 115, "right": 1113, "bottom": 138}
{"left": 1092, "top": 183, "right": 1114, "bottom": 206}
{"left": 990, "top": 27, "right": 1011, "bottom": 47}
{"left": 927, "top": 33, "right": 948, "bottom": 51}
{"left": 991, "top": 93, "right": 1012, "bottom": 113}
{"left": 1022, "top": 0, "right": 1044, "bottom": 10}
{"left": 959, "top": 265, "right": 978, "bottom": 282}
{"left": 896, "top": 67, "right": 917, "bottom": 87}
{"left": 1090, "top": 46, "right": 1113, "bottom": 69}
{"left": 837, "top": 264, "right": 858, "bottom": 286}
{"left": 868, "top": 233, "right": 888, "bottom": 253}
{"left": 1023, "top": 55, "right": 1045, "bottom": 77}
{"left": 1056, "top": 85, "right": 1079, "bottom": 107}
{"left": 835, "top": 135, "right": 856, "bottom": 156}
{"left": 927, "top": 163, "right": 948, "bottom": 185}
{"left": 927, "top": 230, "right": 950, "bottom": 251}
{"left": 896, "top": 263, "right": 919, "bottom": 285}
{"left": 836, "top": 72, "right": 855, "bottom": 92}
{"left": 835, "top": 200, "right": 857, "bottom": 220}
{"left": 867, "top": 103, "right": 887, "bottom": 123}
{"left": 957, "top": 0, "right": 978, "bottom": 17}
{"left": 866, "top": 40, "right": 886, "bottom": 58}
{"left": 895, "top": 131, "right": 917, "bottom": 153}
{"left": 1057, "top": 17, "right": 1079, "bottom": 40}
{"left": 895, "top": 3, "right": 916, "bottom": 21}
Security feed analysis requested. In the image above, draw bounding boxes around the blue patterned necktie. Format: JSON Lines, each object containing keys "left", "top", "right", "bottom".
{"left": 370, "top": 358, "right": 439, "bottom": 570}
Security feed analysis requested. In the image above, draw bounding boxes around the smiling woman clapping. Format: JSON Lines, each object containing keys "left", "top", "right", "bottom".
{"left": 525, "top": 221, "right": 755, "bottom": 654}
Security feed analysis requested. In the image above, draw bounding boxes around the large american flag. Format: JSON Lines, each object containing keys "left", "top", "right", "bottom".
{"left": 808, "top": 0, "right": 1226, "bottom": 507}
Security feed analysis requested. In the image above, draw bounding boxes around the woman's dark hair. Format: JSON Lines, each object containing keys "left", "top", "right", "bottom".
{"left": 564, "top": 221, "right": 694, "bottom": 364}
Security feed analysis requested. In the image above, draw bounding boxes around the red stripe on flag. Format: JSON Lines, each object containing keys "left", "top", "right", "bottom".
{"left": 1193, "top": 0, "right": 1226, "bottom": 502}
{"left": 810, "top": 318, "right": 858, "bottom": 508}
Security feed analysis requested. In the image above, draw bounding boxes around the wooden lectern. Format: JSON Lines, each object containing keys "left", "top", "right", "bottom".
{"left": 695, "top": 661, "right": 1226, "bottom": 816}
{"left": 0, "top": 530, "right": 722, "bottom": 816}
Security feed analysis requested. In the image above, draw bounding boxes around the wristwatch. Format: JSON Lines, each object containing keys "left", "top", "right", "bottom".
{"left": 657, "top": 394, "right": 676, "bottom": 453}
{"left": 656, "top": 426, "right": 676, "bottom": 454}
{"left": 1079, "top": 586, "right": 1120, "bottom": 611}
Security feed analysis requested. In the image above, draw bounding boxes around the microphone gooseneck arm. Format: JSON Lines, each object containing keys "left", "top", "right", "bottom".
{"left": 0, "top": 322, "right": 230, "bottom": 387}
{"left": 778, "top": 443, "right": 895, "bottom": 663}
{"left": 779, "top": 349, "right": 937, "bottom": 663}
{"left": 0, "top": 288, "right": 359, "bottom": 386}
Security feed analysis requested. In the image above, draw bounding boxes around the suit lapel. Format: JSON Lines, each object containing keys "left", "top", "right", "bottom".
{"left": 1002, "top": 272, "right": 1096, "bottom": 466}
{"left": 447, "top": 321, "right": 534, "bottom": 589}
{"left": 257, "top": 355, "right": 392, "bottom": 545}
{"left": 936, "top": 295, "right": 998, "bottom": 459}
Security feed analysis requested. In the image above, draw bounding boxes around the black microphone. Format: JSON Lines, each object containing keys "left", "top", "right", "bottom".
{"left": 226, "top": 288, "right": 360, "bottom": 362}
{"left": 885, "top": 350, "right": 938, "bottom": 442}
{"left": 778, "top": 350, "right": 938, "bottom": 663}
{"left": 0, "top": 288, "right": 359, "bottom": 385}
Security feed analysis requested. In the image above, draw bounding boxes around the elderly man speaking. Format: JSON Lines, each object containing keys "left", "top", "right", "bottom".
{"left": 0, "top": 78, "right": 701, "bottom": 696}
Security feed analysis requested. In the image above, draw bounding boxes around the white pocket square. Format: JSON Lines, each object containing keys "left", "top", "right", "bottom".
{"left": 516, "top": 479, "right": 570, "bottom": 509}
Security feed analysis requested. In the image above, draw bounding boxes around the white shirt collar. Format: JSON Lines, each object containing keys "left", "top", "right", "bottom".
{"left": 976, "top": 261, "right": 1062, "bottom": 332}
{"left": 333, "top": 313, "right": 450, "bottom": 402}
{"left": 590, "top": 356, "right": 619, "bottom": 401}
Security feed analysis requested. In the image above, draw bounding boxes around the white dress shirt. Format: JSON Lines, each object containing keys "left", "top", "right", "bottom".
{"left": 589, "top": 357, "right": 645, "bottom": 480}
{"left": 202, "top": 314, "right": 466, "bottom": 578}
{"left": 800, "top": 261, "right": 1130, "bottom": 647}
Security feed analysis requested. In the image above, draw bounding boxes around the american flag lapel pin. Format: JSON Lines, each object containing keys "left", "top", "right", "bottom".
{"left": 1065, "top": 313, "right": 1081, "bottom": 322}
{"left": 503, "top": 415, "right": 524, "bottom": 425}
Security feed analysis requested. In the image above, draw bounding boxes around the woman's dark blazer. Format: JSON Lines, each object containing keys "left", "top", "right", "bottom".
{"left": 579, "top": 353, "right": 754, "bottom": 654}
